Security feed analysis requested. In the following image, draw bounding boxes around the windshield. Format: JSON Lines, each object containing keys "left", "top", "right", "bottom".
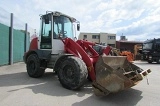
{"left": 156, "top": 39, "right": 160, "bottom": 43}
{"left": 143, "top": 43, "right": 153, "bottom": 50}
{"left": 53, "top": 15, "right": 73, "bottom": 39}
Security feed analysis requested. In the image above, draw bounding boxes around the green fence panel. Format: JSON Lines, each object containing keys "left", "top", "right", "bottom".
{"left": 13, "top": 29, "right": 25, "bottom": 62}
{"left": 0, "top": 23, "right": 9, "bottom": 65}
{"left": 0, "top": 23, "right": 30, "bottom": 65}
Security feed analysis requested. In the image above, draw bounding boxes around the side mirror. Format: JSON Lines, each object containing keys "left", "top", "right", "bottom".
{"left": 77, "top": 23, "right": 80, "bottom": 31}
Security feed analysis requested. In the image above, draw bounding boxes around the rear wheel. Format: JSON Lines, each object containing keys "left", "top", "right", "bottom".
{"left": 57, "top": 56, "right": 88, "bottom": 90}
{"left": 148, "top": 60, "right": 152, "bottom": 63}
{"left": 26, "top": 54, "right": 45, "bottom": 78}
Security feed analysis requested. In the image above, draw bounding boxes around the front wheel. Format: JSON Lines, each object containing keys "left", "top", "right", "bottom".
{"left": 57, "top": 56, "right": 88, "bottom": 90}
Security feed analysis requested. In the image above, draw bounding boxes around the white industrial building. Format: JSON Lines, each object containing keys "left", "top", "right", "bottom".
{"left": 78, "top": 32, "right": 116, "bottom": 47}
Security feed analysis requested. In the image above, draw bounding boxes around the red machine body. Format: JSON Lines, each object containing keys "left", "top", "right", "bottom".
{"left": 28, "top": 37, "right": 112, "bottom": 81}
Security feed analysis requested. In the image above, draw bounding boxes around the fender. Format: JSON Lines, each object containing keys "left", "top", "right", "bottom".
{"left": 24, "top": 37, "right": 52, "bottom": 63}
{"left": 23, "top": 50, "right": 51, "bottom": 63}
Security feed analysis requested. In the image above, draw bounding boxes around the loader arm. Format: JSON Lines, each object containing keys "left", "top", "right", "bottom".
{"left": 62, "top": 38, "right": 151, "bottom": 96}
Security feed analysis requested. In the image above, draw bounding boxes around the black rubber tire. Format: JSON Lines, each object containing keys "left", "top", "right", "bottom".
{"left": 26, "top": 54, "right": 45, "bottom": 78}
{"left": 148, "top": 60, "right": 152, "bottom": 63}
{"left": 57, "top": 56, "right": 88, "bottom": 90}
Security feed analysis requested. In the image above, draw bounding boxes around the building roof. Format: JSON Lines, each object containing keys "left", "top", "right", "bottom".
{"left": 80, "top": 32, "right": 100, "bottom": 34}
{"left": 116, "top": 40, "right": 143, "bottom": 44}
{"left": 80, "top": 32, "right": 116, "bottom": 35}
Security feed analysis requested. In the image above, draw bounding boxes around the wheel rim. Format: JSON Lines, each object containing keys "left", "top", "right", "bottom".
{"left": 62, "top": 65, "right": 75, "bottom": 83}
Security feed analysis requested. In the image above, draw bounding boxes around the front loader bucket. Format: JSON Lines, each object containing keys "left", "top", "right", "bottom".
{"left": 93, "top": 56, "right": 151, "bottom": 96}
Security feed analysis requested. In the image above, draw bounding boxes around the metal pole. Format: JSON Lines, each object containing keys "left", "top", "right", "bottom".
{"left": 25, "top": 23, "right": 28, "bottom": 52}
{"left": 9, "top": 13, "right": 13, "bottom": 65}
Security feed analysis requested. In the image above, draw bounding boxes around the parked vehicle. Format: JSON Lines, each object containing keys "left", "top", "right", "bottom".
{"left": 142, "top": 38, "right": 160, "bottom": 63}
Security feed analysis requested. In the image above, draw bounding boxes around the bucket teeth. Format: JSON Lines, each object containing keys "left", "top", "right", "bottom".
{"left": 92, "top": 81, "right": 110, "bottom": 96}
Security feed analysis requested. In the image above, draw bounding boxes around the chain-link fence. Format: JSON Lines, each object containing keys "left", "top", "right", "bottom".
{"left": 0, "top": 7, "right": 32, "bottom": 66}
{"left": 0, "top": 7, "right": 10, "bottom": 26}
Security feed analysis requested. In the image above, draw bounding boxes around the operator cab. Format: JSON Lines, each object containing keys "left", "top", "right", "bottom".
{"left": 39, "top": 11, "right": 80, "bottom": 54}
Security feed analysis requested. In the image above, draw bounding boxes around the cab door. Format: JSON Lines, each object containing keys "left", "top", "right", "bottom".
{"left": 40, "top": 15, "right": 52, "bottom": 49}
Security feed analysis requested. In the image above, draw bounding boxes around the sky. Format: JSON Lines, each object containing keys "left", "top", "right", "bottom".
{"left": 0, "top": 0, "right": 160, "bottom": 41}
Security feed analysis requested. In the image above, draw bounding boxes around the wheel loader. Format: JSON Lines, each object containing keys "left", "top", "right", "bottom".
{"left": 24, "top": 11, "right": 151, "bottom": 96}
